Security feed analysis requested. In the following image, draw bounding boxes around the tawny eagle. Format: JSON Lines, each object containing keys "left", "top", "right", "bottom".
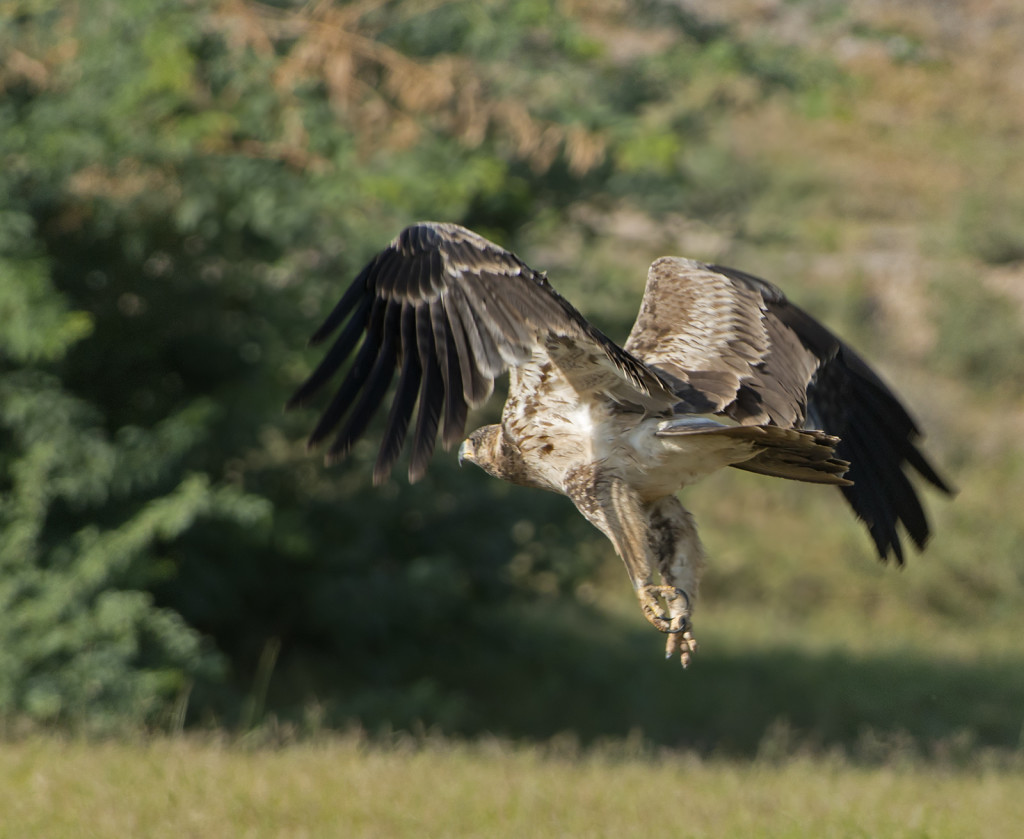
{"left": 288, "top": 222, "right": 951, "bottom": 666}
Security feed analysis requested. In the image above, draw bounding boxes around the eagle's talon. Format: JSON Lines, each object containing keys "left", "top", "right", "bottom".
{"left": 638, "top": 584, "right": 696, "bottom": 666}
{"left": 666, "top": 629, "right": 698, "bottom": 667}
{"left": 638, "top": 584, "right": 691, "bottom": 633}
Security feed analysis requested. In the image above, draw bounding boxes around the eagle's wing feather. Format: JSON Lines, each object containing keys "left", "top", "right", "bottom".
{"left": 625, "top": 258, "right": 953, "bottom": 561}
{"left": 288, "top": 222, "right": 676, "bottom": 484}
{"left": 624, "top": 258, "right": 817, "bottom": 426}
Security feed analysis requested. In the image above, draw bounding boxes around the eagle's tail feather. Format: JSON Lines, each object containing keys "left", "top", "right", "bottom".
{"left": 656, "top": 420, "right": 852, "bottom": 486}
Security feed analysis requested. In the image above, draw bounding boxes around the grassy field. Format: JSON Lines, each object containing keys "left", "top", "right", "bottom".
{"left": 1, "top": 733, "right": 1021, "bottom": 839}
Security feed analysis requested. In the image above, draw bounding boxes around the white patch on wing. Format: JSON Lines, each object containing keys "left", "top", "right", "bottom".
{"left": 568, "top": 404, "right": 595, "bottom": 436}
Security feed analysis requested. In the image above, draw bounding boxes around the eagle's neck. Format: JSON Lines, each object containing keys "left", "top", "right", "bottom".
{"left": 466, "top": 424, "right": 558, "bottom": 493}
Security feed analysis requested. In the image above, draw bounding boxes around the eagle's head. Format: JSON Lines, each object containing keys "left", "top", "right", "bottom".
{"left": 458, "top": 425, "right": 503, "bottom": 474}
{"left": 459, "top": 424, "right": 548, "bottom": 490}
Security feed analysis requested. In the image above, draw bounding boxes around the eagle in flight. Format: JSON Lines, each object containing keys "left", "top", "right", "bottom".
{"left": 289, "top": 222, "right": 951, "bottom": 666}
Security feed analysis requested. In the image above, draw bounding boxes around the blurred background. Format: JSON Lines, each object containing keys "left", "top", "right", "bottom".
{"left": 1, "top": 0, "right": 1022, "bottom": 760}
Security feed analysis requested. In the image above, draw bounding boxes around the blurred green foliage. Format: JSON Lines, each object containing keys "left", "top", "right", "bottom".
{"left": 3, "top": 0, "right": 805, "bottom": 729}
{"left": 932, "top": 272, "right": 1024, "bottom": 397}
{"left": 956, "top": 190, "right": 1024, "bottom": 266}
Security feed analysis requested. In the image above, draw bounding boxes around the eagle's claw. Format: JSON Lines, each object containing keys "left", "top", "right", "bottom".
{"left": 665, "top": 628, "right": 698, "bottom": 668}
{"left": 638, "top": 584, "right": 690, "bottom": 631}
{"left": 637, "top": 585, "right": 697, "bottom": 667}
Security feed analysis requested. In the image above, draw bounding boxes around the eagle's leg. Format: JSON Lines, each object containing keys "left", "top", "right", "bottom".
{"left": 564, "top": 466, "right": 697, "bottom": 662}
{"left": 646, "top": 496, "right": 705, "bottom": 668}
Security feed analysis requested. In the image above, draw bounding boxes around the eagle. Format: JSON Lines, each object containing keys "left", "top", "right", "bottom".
{"left": 288, "top": 222, "right": 952, "bottom": 666}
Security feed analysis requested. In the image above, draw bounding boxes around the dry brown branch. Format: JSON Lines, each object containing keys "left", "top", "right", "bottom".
{"left": 208, "top": 0, "right": 606, "bottom": 173}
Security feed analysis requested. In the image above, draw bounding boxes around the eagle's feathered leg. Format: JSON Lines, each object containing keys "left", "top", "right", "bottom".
{"left": 564, "top": 465, "right": 693, "bottom": 653}
{"left": 646, "top": 496, "right": 704, "bottom": 667}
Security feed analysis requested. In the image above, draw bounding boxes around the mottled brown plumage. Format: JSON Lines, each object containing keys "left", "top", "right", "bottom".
{"left": 289, "top": 222, "right": 952, "bottom": 666}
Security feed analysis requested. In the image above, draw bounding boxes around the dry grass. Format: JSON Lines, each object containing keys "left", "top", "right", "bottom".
{"left": 0, "top": 734, "right": 1021, "bottom": 838}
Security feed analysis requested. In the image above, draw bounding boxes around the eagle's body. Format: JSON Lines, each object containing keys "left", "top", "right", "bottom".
{"left": 499, "top": 354, "right": 769, "bottom": 497}
{"left": 290, "top": 223, "right": 951, "bottom": 665}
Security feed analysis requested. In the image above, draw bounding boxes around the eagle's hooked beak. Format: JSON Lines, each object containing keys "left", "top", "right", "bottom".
{"left": 458, "top": 439, "right": 471, "bottom": 467}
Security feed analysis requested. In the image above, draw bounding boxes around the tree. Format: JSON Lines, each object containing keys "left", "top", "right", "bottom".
{"left": 0, "top": 0, "right": 835, "bottom": 730}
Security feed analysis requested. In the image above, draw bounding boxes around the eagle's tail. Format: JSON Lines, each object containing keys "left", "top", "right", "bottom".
{"left": 656, "top": 419, "right": 852, "bottom": 486}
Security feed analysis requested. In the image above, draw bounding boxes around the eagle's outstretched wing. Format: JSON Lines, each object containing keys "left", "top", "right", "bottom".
{"left": 287, "top": 222, "right": 676, "bottom": 484}
{"left": 624, "top": 257, "right": 953, "bottom": 561}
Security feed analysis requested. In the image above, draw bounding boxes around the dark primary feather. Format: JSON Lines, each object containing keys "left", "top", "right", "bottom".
{"left": 802, "top": 338, "right": 953, "bottom": 562}
{"left": 710, "top": 264, "right": 954, "bottom": 562}
{"left": 287, "top": 222, "right": 673, "bottom": 483}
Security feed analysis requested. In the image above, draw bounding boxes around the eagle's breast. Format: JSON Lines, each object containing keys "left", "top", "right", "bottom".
{"left": 503, "top": 357, "right": 608, "bottom": 493}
